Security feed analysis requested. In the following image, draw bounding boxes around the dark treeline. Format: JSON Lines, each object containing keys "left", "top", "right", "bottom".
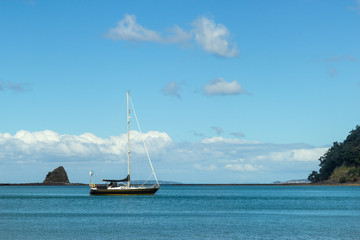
{"left": 308, "top": 125, "right": 360, "bottom": 183}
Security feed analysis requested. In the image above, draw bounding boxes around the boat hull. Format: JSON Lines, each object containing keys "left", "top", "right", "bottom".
{"left": 89, "top": 186, "right": 159, "bottom": 195}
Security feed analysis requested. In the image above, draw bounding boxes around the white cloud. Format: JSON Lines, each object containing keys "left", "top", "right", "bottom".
{"left": 105, "top": 14, "right": 238, "bottom": 58}
{"left": 328, "top": 66, "right": 338, "bottom": 77}
{"left": 193, "top": 163, "right": 217, "bottom": 171}
{"left": 105, "top": 14, "right": 191, "bottom": 44}
{"left": 211, "top": 126, "right": 223, "bottom": 135}
{"left": 161, "top": 81, "right": 181, "bottom": 99}
{"left": 322, "top": 55, "right": 356, "bottom": 77}
{"left": 201, "top": 136, "right": 259, "bottom": 144}
{"left": 0, "top": 80, "right": 27, "bottom": 92}
{"left": 231, "top": 132, "right": 245, "bottom": 138}
{"left": 203, "top": 78, "right": 248, "bottom": 96}
{"left": 192, "top": 17, "right": 238, "bottom": 58}
{"left": 256, "top": 148, "right": 328, "bottom": 162}
{"left": 350, "top": 0, "right": 360, "bottom": 14}
{"left": 106, "top": 14, "right": 162, "bottom": 42}
{"left": 325, "top": 55, "right": 356, "bottom": 62}
{"left": 224, "top": 163, "right": 259, "bottom": 172}
{"left": 163, "top": 25, "right": 192, "bottom": 45}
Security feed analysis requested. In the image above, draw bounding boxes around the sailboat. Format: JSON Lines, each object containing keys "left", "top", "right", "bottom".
{"left": 89, "top": 92, "right": 160, "bottom": 195}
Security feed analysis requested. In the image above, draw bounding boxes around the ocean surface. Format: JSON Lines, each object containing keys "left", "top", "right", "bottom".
{"left": 1, "top": 185, "right": 360, "bottom": 239}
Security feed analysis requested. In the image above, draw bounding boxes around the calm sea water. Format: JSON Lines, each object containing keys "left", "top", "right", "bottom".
{"left": 1, "top": 185, "right": 360, "bottom": 239}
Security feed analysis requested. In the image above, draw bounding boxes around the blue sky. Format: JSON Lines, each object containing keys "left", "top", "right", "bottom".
{"left": 0, "top": 0, "right": 359, "bottom": 183}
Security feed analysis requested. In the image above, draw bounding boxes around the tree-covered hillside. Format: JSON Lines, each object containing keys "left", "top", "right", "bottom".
{"left": 308, "top": 125, "right": 360, "bottom": 183}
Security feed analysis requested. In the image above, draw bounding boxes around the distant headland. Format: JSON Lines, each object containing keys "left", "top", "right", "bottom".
{"left": 308, "top": 125, "right": 360, "bottom": 185}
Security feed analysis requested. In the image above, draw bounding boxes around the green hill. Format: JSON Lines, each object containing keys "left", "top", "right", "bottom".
{"left": 308, "top": 125, "right": 360, "bottom": 183}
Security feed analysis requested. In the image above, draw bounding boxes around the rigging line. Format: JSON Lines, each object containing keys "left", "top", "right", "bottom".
{"left": 129, "top": 94, "right": 159, "bottom": 186}
{"left": 127, "top": 91, "right": 131, "bottom": 188}
{"left": 141, "top": 173, "right": 154, "bottom": 187}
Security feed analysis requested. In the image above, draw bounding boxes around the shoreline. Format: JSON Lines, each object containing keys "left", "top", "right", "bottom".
{"left": 170, "top": 183, "right": 360, "bottom": 186}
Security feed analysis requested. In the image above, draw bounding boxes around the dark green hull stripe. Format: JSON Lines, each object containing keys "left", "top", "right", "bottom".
{"left": 89, "top": 187, "right": 159, "bottom": 195}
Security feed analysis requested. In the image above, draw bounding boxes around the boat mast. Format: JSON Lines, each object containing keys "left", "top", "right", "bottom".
{"left": 127, "top": 91, "right": 130, "bottom": 187}
{"left": 128, "top": 95, "right": 160, "bottom": 187}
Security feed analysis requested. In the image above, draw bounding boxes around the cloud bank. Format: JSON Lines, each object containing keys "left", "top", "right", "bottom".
{"left": 0, "top": 130, "right": 327, "bottom": 183}
{"left": 0, "top": 130, "right": 171, "bottom": 163}
{"left": 106, "top": 14, "right": 238, "bottom": 58}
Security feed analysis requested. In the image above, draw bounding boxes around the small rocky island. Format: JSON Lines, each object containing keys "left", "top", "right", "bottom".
{"left": 43, "top": 166, "right": 70, "bottom": 184}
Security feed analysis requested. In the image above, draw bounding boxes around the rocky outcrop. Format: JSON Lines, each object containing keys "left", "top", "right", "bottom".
{"left": 43, "top": 166, "right": 70, "bottom": 184}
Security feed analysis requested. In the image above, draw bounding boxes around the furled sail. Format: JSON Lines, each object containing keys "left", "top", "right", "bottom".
{"left": 102, "top": 175, "right": 130, "bottom": 182}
